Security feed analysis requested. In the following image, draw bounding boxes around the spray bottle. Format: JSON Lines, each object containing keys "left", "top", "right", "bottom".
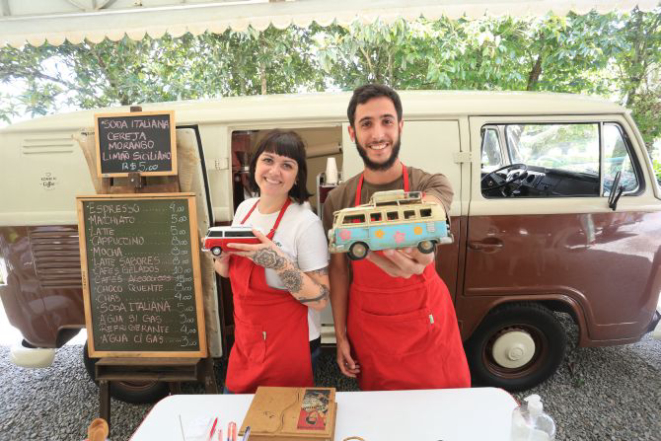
{"left": 511, "top": 394, "right": 556, "bottom": 441}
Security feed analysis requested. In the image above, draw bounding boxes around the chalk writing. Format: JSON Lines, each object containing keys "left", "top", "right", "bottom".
{"left": 81, "top": 197, "right": 201, "bottom": 353}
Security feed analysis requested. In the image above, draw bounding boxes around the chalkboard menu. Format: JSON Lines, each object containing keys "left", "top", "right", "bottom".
{"left": 94, "top": 111, "right": 177, "bottom": 177}
{"left": 77, "top": 193, "right": 206, "bottom": 358}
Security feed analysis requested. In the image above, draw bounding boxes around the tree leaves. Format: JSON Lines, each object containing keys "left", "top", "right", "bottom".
{"left": 0, "top": 9, "right": 660, "bottom": 147}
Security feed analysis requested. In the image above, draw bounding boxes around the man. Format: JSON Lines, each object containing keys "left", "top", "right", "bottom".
{"left": 322, "top": 84, "right": 471, "bottom": 391}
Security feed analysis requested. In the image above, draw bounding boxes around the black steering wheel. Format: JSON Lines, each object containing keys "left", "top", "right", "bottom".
{"left": 481, "top": 163, "right": 529, "bottom": 196}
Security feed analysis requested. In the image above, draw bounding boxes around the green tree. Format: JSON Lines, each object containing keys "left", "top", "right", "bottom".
{"left": 609, "top": 7, "right": 661, "bottom": 147}
{"left": 315, "top": 13, "right": 621, "bottom": 94}
{"left": 516, "top": 13, "right": 619, "bottom": 93}
{"left": 314, "top": 11, "right": 660, "bottom": 145}
{"left": 201, "top": 25, "right": 325, "bottom": 96}
{"left": 0, "top": 43, "right": 71, "bottom": 122}
{"left": 315, "top": 19, "right": 437, "bottom": 89}
{"left": 1, "top": 10, "right": 660, "bottom": 145}
{"left": 0, "top": 26, "right": 324, "bottom": 122}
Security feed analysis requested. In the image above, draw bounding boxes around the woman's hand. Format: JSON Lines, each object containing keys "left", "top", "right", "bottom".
{"left": 226, "top": 229, "right": 287, "bottom": 270}
{"left": 212, "top": 251, "right": 232, "bottom": 278}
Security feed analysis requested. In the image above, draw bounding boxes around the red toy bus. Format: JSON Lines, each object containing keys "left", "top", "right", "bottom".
{"left": 202, "top": 226, "right": 261, "bottom": 256}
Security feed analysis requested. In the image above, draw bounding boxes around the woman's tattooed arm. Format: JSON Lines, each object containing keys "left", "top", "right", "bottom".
{"left": 227, "top": 230, "right": 329, "bottom": 310}
{"left": 297, "top": 285, "right": 329, "bottom": 304}
{"left": 271, "top": 258, "right": 329, "bottom": 310}
{"left": 252, "top": 248, "right": 286, "bottom": 270}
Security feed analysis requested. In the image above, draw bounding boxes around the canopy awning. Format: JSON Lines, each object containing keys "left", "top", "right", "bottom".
{"left": 0, "top": 0, "right": 658, "bottom": 48}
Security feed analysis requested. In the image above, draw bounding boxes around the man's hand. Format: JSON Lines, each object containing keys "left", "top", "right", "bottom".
{"left": 336, "top": 338, "right": 360, "bottom": 378}
{"left": 366, "top": 247, "right": 434, "bottom": 278}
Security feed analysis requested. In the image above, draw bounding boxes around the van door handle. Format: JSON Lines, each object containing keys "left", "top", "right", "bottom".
{"left": 468, "top": 238, "right": 504, "bottom": 251}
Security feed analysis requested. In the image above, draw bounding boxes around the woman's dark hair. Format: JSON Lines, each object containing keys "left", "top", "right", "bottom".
{"left": 248, "top": 130, "right": 313, "bottom": 204}
{"left": 347, "top": 84, "right": 403, "bottom": 128}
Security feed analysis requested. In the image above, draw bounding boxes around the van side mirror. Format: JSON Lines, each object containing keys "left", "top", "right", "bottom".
{"left": 608, "top": 170, "right": 625, "bottom": 211}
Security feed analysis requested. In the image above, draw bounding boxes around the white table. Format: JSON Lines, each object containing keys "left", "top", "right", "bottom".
{"left": 130, "top": 387, "right": 517, "bottom": 441}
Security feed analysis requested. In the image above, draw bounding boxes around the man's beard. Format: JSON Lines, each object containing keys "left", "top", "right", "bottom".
{"left": 355, "top": 138, "right": 401, "bottom": 171}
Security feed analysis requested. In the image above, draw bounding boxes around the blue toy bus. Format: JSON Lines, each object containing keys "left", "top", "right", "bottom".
{"left": 328, "top": 190, "right": 453, "bottom": 260}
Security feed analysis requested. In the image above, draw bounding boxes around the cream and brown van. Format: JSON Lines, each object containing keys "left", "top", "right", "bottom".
{"left": 1, "top": 91, "right": 660, "bottom": 401}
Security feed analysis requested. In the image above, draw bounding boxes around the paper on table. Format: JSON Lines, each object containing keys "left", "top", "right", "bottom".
{"left": 182, "top": 416, "right": 214, "bottom": 441}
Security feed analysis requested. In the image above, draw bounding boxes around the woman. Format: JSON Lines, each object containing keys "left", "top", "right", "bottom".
{"left": 214, "top": 130, "right": 329, "bottom": 394}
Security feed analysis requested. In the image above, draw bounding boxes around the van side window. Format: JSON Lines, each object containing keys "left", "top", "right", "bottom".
{"left": 370, "top": 213, "right": 383, "bottom": 222}
{"left": 482, "top": 123, "right": 602, "bottom": 198}
{"left": 404, "top": 210, "right": 416, "bottom": 219}
{"left": 507, "top": 123, "right": 599, "bottom": 174}
{"left": 387, "top": 212, "right": 399, "bottom": 221}
{"left": 481, "top": 128, "right": 502, "bottom": 171}
{"left": 602, "top": 123, "right": 640, "bottom": 196}
{"left": 343, "top": 214, "right": 365, "bottom": 224}
{"left": 225, "top": 230, "right": 254, "bottom": 237}
{"left": 208, "top": 231, "right": 224, "bottom": 238}
{"left": 420, "top": 208, "right": 432, "bottom": 218}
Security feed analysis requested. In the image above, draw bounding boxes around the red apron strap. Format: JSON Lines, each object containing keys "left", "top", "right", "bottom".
{"left": 354, "top": 174, "right": 364, "bottom": 207}
{"left": 240, "top": 198, "right": 292, "bottom": 239}
{"left": 270, "top": 198, "right": 291, "bottom": 231}
{"left": 402, "top": 164, "right": 410, "bottom": 192}
{"left": 354, "top": 163, "right": 409, "bottom": 207}
{"left": 241, "top": 199, "right": 260, "bottom": 224}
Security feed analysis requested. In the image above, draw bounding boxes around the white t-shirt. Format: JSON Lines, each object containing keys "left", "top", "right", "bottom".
{"left": 232, "top": 198, "right": 329, "bottom": 341}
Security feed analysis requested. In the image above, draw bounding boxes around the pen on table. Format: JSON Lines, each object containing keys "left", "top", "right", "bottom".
{"left": 178, "top": 415, "right": 185, "bottom": 441}
{"left": 227, "top": 421, "right": 237, "bottom": 441}
{"left": 241, "top": 426, "right": 251, "bottom": 441}
{"left": 207, "top": 417, "right": 218, "bottom": 441}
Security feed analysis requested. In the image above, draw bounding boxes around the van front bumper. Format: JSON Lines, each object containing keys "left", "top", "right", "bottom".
{"left": 10, "top": 343, "right": 55, "bottom": 368}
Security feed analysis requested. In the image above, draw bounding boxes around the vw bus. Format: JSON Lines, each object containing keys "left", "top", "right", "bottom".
{"left": 1, "top": 91, "right": 660, "bottom": 401}
{"left": 202, "top": 226, "right": 260, "bottom": 256}
{"left": 328, "top": 190, "right": 453, "bottom": 260}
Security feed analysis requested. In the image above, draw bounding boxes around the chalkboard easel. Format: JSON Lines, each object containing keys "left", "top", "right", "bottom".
{"left": 77, "top": 193, "right": 207, "bottom": 359}
{"left": 94, "top": 109, "right": 177, "bottom": 179}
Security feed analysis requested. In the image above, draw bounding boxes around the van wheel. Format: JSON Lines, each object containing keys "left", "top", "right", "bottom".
{"left": 348, "top": 242, "right": 369, "bottom": 260}
{"left": 465, "top": 303, "right": 566, "bottom": 392}
{"left": 211, "top": 247, "right": 222, "bottom": 256}
{"left": 417, "top": 240, "right": 436, "bottom": 254}
{"left": 82, "top": 343, "right": 169, "bottom": 404}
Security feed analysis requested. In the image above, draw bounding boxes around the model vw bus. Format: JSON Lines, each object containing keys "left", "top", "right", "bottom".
{"left": 202, "top": 226, "right": 260, "bottom": 256}
{"left": 328, "top": 190, "right": 453, "bottom": 260}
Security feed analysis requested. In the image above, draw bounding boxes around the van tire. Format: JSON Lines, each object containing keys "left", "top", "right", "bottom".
{"left": 211, "top": 247, "right": 222, "bottom": 256}
{"left": 348, "top": 242, "right": 369, "bottom": 260}
{"left": 417, "top": 240, "right": 436, "bottom": 254}
{"left": 82, "top": 343, "right": 169, "bottom": 404}
{"left": 465, "top": 303, "right": 566, "bottom": 392}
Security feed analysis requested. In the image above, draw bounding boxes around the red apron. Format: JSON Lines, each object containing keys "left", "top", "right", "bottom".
{"left": 226, "top": 198, "right": 313, "bottom": 393}
{"left": 347, "top": 164, "right": 471, "bottom": 390}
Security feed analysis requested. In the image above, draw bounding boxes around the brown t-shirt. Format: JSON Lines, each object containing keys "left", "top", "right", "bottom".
{"left": 322, "top": 166, "right": 454, "bottom": 232}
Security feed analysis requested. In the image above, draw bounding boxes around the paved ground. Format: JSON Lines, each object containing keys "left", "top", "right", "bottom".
{"left": 1, "top": 304, "right": 659, "bottom": 441}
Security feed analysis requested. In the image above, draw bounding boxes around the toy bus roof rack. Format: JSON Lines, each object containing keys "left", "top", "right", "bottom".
{"left": 370, "top": 190, "right": 423, "bottom": 206}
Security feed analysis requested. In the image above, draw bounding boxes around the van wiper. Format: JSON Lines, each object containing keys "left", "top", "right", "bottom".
{"left": 608, "top": 170, "right": 625, "bottom": 211}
